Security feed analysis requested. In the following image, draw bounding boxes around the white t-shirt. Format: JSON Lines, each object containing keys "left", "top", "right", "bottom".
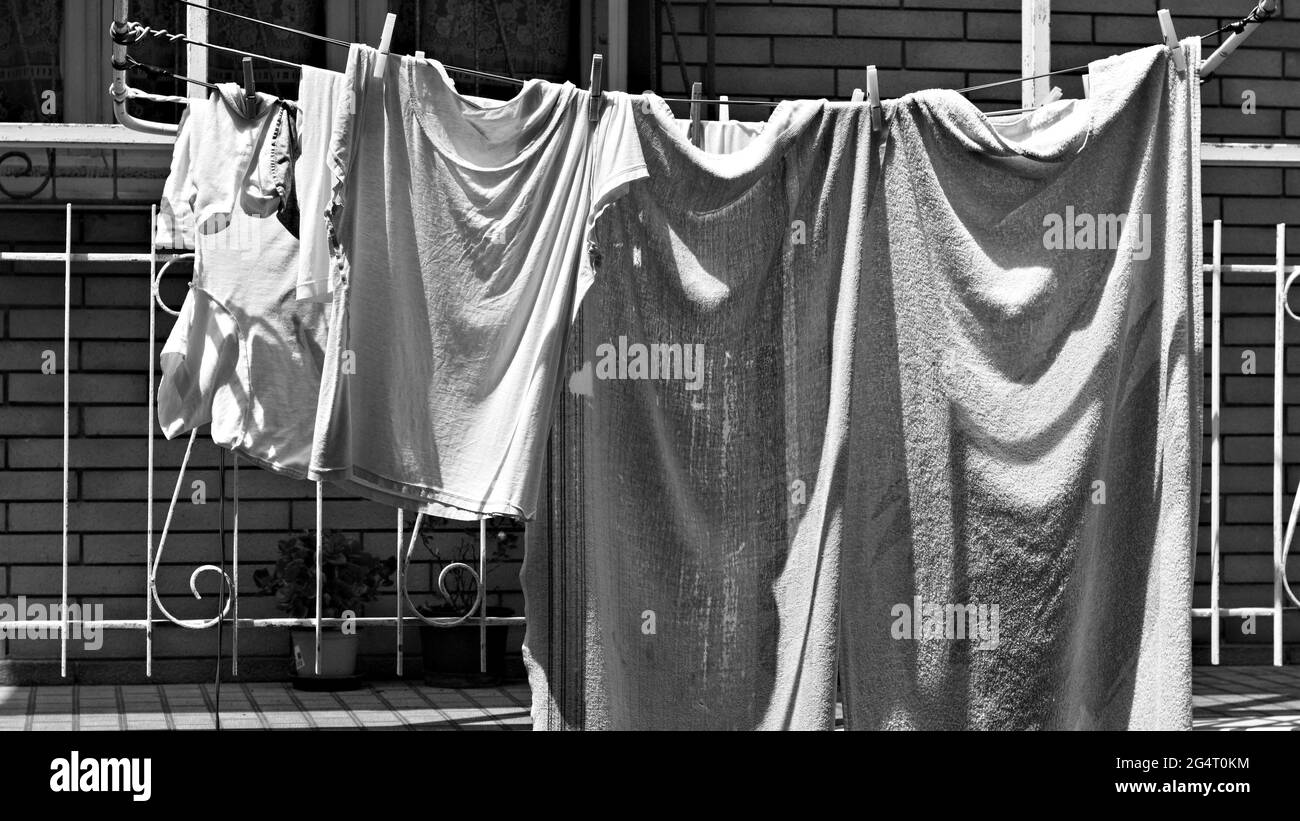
{"left": 155, "top": 85, "right": 330, "bottom": 479}
{"left": 312, "top": 46, "right": 647, "bottom": 519}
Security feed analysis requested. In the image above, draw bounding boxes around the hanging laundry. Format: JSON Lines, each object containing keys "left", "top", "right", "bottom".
{"left": 839, "top": 41, "right": 1201, "bottom": 730}
{"left": 523, "top": 97, "right": 860, "bottom": 730}
{"left": 155, "top": 84, "right": 331, "bottom": 478}
{"left": 311, "top": 45, "right": 647, "bottom": 520}
{"left": 527, "top": 41, "right": 1200, "bottom": 731}
{"left": 295, "top": 65, "right": 354, "bottom": 302}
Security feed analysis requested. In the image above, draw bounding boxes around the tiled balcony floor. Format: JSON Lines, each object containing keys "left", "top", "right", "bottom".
{"left": 0, "top": 681, "right": 532, "bottom": 730}
{"left": 1192, "top": 665, "right": 1300, "bottom": 730}
{"left": 0, "top": 666, "right": 1296, "bottom": 729}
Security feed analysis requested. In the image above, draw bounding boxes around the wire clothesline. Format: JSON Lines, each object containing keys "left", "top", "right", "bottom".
{"left": 169, "top": 0, "right": 351, "bottom": 49}
{"left": 669, "top": 2, "right": 1276, "bottom": 107}
{"left": 116, "top": 26, "right": 529, "bottom": 94}
{"left": 656, "top": 63, "right": 1099, "bottom": 109}
{"left": 167, "top": 0, "right": 528, "bottom": 86}
{"left": 118, "top": 53, "right": 218, "bottom": 93}
{"left": 119, "top": 21, "right": 301, "bottom": 69}
{"left": 116, "top": 1, "right": 1274, "bottom": 113}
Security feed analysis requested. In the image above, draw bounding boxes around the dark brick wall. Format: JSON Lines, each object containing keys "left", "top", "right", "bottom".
{"left": 655, "top": 0, "right": 1300, "bottom": 663}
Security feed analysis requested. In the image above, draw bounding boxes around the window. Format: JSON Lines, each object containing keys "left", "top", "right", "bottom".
{"left": 0, "top": 0, "right": 63, "bottom": 123}
{"left": 0, "top": 0, "right": 603, "bottom": 202}
{"left": 388, "top": 0, "right": 577, "bottom": 97}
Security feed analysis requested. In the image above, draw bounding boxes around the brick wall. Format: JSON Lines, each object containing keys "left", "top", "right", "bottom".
{"left": 655, "top": 0, "right": 1300, "bottom": 663}
{"left": 0, "top": 205, "right": 527, "bottom": 683}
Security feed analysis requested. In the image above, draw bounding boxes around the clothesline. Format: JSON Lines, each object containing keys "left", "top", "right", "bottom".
{"left": 118, "top": 53, "right": 219, "bottom": 93}
{"left": 120, "top": 19, "right": 530, "bottom": 89}
{"left": 168, "top": 0, "right": 351, "bottom": 49}
{"left": 113, "top": 0, "right": 1272, "bottom": 112}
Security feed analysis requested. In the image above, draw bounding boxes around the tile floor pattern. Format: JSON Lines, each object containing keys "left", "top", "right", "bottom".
{"left": 0, "top": 666, "right": 1295, "bottom": 729}
{"left": 1192, "top": 665, "right": 1300, "bottom": 730}
{"left": 0, "top": 681, "right": 533, "bottom": 730}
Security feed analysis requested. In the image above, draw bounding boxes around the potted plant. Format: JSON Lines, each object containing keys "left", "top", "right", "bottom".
{"left": 412, "top": 519, "right": 519, "bottom": 687}
{"left": 253, "top": 529, "right": 396, "bottom": 689}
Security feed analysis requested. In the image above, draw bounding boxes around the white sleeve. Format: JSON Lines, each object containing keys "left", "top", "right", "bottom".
{"left": 578, "top": 90, "right": 648, "bottom": 293}
{"left": 588, "top": 90, "right": 648, "bottom": 232}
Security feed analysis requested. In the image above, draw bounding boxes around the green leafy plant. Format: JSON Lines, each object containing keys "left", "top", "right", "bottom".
{"left": 412, "top": 518, "right": 519, "bottom": 616}
{"left": 253, "top": 530, "right": 396, "bottom": 619}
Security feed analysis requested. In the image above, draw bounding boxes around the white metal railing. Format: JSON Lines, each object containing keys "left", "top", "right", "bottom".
{"left": 0, "top": 204, "right": 522, "bottom": 680}
{"left": 1195, "top": 220, "right": 1300, "bottom": 666}
{"left": 2, "top": 195, "right": 1296, "bottom": 677}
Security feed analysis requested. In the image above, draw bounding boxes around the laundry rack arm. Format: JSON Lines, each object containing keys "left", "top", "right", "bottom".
{"left": 110, "top": 0, "right": 185, "bottom": 136}
{"left": 1200, "top": 0, "right": 1277, "bottom": 80}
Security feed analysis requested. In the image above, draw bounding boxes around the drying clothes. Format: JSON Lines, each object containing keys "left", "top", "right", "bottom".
{"left": 296, "top": 66, "right": 348, "bottom": 302}
{"left": 296, "top": 63, "right": 473, "bottom": 302}
{"left": 522, "top": 100, "right": 859, "bottom": 730}
{"left": 526, "top": 40, "right": 1201, "bottom": 732}
{"left": 839, "top": 40, "right": 1201, "bottom": 730}
{"left": 311, "top": 45, "right": 647, "bottom": 520}
{"left": 156, "top": 84, "right": 330, "bottom": 478}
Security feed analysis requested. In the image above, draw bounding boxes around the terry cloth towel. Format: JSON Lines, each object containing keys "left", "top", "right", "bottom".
{"left": 522, "top": 101, "right": 868, "bottom": 730}
{"left": 839, "top": 40, "right": 1202, "bottom": 730}
{"left": 311, "top": 45, "right": 647, "bottom": 520}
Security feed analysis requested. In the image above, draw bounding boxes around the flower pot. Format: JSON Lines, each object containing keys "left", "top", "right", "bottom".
{"left": 290, "top": 628, "right": 360, "bottom": 681}
{"left": 419, "top": 606, "right": 512, "bottom": 688}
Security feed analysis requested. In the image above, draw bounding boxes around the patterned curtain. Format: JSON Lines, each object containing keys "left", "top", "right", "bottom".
{"left": 121, "top": 0, "right": 326, "bottom": 121}
{"left": 123, "top": 0, "right": 189, "bottom": 123}
{"left": 209, "top": 0, "right": 327, "bottom": 99}
{"left": 392, "top": 0, "right": 574, "bottom": 95}
{"left": 0, "top": 0, "right": 63, "bottom": 122}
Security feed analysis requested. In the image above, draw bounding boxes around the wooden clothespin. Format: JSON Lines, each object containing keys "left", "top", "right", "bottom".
{"left": 242, "top": 57, "right": 255, "bottom": 105}
{"left": 1044, "top": 86, "right": 1063, "bottom": 104}
{"left": 689, "top": 81, "right": 703, "bottom": 148}
{"left": 850, "top": 88, "right": 864, "bottom": 103}
{"left": 1081, "top": 74, "right": 1090, "bottom": 99}
{"left": 373, "top": 12, "right": 397, "bottom": 80}
{"left": 414, "top": 50, "right": 425, "bottom": 60}
{"left": 718, "top": 95, "right": 729, "bottom": 121}
{"left": 588, "top": 54, "right": 604, "bottom": 123}
{"left": 866, "top": 65, "right": 882, "bottom": 132}
{"left": 1157, "top": 9, "right": 1187, "bottom": 74}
